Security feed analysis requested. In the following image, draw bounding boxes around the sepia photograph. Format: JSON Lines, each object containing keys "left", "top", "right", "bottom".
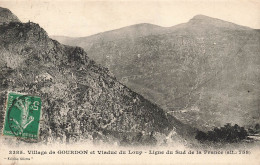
{"left": 0, "top": 0, "right": 259, "bottom": 164}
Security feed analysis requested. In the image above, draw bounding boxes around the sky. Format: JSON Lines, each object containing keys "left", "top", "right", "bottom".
{"left": 1, "top": 0, "right": 260, "bottom": 37}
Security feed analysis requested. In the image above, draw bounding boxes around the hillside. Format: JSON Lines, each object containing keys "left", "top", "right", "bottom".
{"left": 54, "top": 15, "right": 260, "bottom": 130}
{"left": 0, "top": 7, "right": 194, "bottom": 145}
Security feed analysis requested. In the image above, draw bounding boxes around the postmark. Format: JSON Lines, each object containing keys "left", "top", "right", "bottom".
{"left": 2, "top": 92, "right": 42, "bottom": 141}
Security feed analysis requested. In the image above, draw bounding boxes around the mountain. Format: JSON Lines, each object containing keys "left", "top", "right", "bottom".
{"left": 0, "top": 7, "right": 194, "bottom": 145}
{"left": 186, "top": 15, "right": 250, "bottom": 29}
{"left": 54, "top": 15, "right": 260, "bottom": 130}
{"left": 51, "top": 23, "right": 169, "bottom": 49}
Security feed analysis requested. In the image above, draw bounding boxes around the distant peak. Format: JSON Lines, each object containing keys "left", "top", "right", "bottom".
{"left": 188, "top": 14, "right": 250, "bottom": 30}
{"left": 127, "top": 23, "right": 162, "bottom": 29}
{"left": 188, "top": 15, "right": 223, "bottom": 26}
{"left": 192, "top": 14, "right": 213, "bottom": 20}
{"left": 189, "top": 15, "right": 222, "bottom": 22}
{"left": 0, "top": 7, "right": 21, "bottom": 24}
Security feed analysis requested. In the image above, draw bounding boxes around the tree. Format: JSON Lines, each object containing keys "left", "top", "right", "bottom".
{"left": 195, "top": 123, "right": 248, "bottom": 143}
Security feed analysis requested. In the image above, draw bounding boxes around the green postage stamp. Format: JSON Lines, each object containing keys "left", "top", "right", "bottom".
{"left": 2, "top": 92, "right": 42, "bottom": 139}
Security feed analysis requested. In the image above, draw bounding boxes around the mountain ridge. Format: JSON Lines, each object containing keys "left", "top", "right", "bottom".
{"left": 51, "top": 14, "right": 253, "bottom": 41}
{"left": 54, "top": 14, "right": 260, "bottom": 130}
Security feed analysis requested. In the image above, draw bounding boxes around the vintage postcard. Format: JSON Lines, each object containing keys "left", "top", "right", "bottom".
{"left": 0, "top": 0, "right": 259, "bottom": 164}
